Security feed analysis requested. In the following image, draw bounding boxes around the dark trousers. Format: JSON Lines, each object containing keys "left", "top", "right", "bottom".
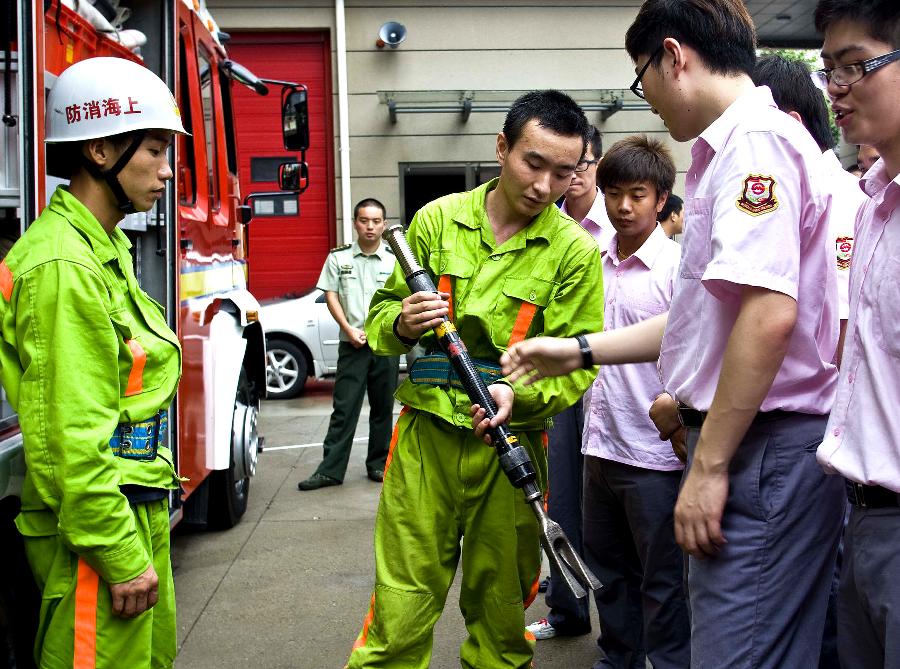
{"left": 685, "top": 413, "right": 844, "bottom": 669}
{"left": 315, "top": 342, "right": 399, "bottom": 482}
{"left": 583, "top": 456, "right": 690, "bottom": 669}
{"left": 837, "top": 504, "right": 900, "bottom": 669}
{"left": 544, "top": 401, "right": 591, "bottom": 633}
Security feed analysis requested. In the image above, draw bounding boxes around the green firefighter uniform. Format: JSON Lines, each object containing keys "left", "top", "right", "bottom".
{"left": 0, "top": 187, "right": 182, "bottom": 669}
{"left": 347, "top": 178, "right": 603, "bottom": 669}
{"left": 311, "top": 241, "right": 399, "bottom": 482}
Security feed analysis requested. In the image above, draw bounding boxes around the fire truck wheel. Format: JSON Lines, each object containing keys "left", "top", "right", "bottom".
{"left": 208, "top": 369, "right": 256, "bottom": 529}
{"left": 265, "top": 338, "right": 308, "bottom": 400}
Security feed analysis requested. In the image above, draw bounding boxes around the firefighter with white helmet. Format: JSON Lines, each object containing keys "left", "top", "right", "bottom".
{"left": 0, "top": 57, "right": 186, "bottom": 668}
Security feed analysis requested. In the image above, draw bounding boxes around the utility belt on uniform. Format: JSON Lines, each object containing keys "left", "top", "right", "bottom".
{"left": 109, "top": 410, "right": 168, "bottom": 461}
{"left": 409, "top": 353, "right": 503, "bottom": 391}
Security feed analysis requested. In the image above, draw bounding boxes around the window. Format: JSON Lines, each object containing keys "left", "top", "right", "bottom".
{"left": 251, "top": 156, "right": 296, "bottom": 183}
{"left": 177, "top": 34, "right": 197, "bottom": 206}
{"left": 197, "top": 48, "right": 219, "bottom": 210}
{"left": 400, "top": 163, "right": 500, "bottom": 225}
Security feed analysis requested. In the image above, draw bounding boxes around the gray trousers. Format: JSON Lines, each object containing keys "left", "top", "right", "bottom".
{"left": 544, "top": 401, "right": 591, "bottom": 633}
{"left": 837, "top": 504, "right": 900, "bottom": 669}
{"left": 583, "top": 456, "right": 690, "bottom": 669}
{"left": 685, "top": 412, "right": 845, "bottom": 669}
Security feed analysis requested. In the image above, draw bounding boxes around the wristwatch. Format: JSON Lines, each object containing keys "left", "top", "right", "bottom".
{"left": 574, "top": 334, "right": 594, "bottom": 369}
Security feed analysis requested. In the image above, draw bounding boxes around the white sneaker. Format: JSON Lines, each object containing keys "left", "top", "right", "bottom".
{"left": 525, "top": 618, "right": 558, "bottom": 640}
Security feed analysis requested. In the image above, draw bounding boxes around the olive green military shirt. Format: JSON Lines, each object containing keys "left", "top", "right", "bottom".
{"left": 0, "top": 187, "right": 182, "bottom": 585}
{"left": 366, "top": 178, "right": 603, "bottom": 431}
{"left": 317, "top": 240, "right": 396, "bottom": 342}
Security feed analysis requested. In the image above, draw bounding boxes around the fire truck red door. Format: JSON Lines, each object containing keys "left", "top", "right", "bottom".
{"left": 226, "top": 32, "right": 335, "bottom": 300}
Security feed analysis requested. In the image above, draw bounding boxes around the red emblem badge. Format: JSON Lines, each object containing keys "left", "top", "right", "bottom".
{"left": 836, "top": 236, "right": 853, "bottom": 271}
{"left": 736, "top": 174, "right": 779, "bottom": 216}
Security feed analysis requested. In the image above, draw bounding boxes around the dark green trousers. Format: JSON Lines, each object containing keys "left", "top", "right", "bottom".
{"left": 315, "top": 342, "right": 400, "bottom": 482}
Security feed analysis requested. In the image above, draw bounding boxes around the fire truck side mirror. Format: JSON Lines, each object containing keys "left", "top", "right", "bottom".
{"left": 278, "top": 161, "right": 309, "bottom": 194}
{"left": 282, "top": 87, "right": 309, "bottom": 152}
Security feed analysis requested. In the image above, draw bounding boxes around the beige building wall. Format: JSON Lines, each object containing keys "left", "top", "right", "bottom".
{"left": 207, "top": 0, "right": 688, "bottom": 241}
{"left": 208, "top": 1, "right": 850, "bottom": 241}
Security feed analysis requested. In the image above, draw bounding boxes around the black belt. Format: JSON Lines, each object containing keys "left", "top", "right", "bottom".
{"left": 677, "top": 404, "right": 796, "bottom": 429}
{"left": 677, "top": 406, "right": 706, "bottom": 428}
{"left": 846, "top": 480, "right": 900, "bottom": 508}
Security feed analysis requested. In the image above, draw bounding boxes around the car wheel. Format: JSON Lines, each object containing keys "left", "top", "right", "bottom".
{"left": 265, "top": 338, "right": 308, "bottom": 399}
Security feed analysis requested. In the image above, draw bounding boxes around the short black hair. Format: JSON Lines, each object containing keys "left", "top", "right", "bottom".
{"left": 657, "top": 193, "right": 683, "bottom": 221}
{"left": 625, "top": 0, "right": 757, "bottom": 77}
{"left": 587, "top": 125, "right": 603, "bottom": 159}
{"left": 752, "top": 54, "right": 835, "bottom": 151}
{"left": 503, "top": 90, "right": 590, "bottom": 153}
{"left": 596, "top": 135, "right": 676, "bottom": 197}
{"left": 815, "top": 0, "right": 900, "bottom": 50}
{"left": 353, "top": 198, "right": 386, "bottom": 220}
{"left": 47, "top": 130, "right": 141, "bottom": 179}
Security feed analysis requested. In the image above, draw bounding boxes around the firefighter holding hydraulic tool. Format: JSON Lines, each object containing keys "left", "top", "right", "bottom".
{"left": 346, "top": 90, "right": 602, "bottom": 669}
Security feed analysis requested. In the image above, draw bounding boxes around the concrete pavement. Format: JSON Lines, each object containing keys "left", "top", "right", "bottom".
{"left": 172, "top": 380, "right": 601, "bottom": 668}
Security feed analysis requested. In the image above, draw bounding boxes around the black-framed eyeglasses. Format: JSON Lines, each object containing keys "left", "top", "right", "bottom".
{"left": 630, "top": 46, "right": 664, "bottom": 100}
{"left": 574, "top": 158, "right": 600, "bottom": 173}
{"left": 815, "top": 48, "right": 900, "bottom": 88}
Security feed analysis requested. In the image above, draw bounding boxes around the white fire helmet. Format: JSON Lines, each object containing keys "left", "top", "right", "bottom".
{"left": 46, "top": 57, "right": 187, "bottom": 143}
{"left": 45, "top": 57, "right": 188, "bottom": 211}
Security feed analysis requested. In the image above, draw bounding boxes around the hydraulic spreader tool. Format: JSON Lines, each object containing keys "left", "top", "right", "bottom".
{"left": 383, "top": 224, "right": 602, "bottom": 600}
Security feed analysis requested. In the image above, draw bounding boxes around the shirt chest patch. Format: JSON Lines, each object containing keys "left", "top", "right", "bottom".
{"left": 736, "top": 174, "right": 779, "bottom": 216}
{"left": 339, "top": 264, "right": 354, "bottom": 275}
{"left": 836, "top": 236, "right": 854, "bottom": 270}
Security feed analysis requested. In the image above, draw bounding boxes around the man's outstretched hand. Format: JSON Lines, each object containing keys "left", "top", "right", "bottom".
{"left": 500, "top": 337, "right": 582, "bottom": 386}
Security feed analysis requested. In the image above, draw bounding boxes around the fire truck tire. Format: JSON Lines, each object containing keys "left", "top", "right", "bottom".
{"left": 207, "top": 369, "right": 255, "bottom": 529}
{"left": 265, "top": 338, "right": 308, "bottom": 400}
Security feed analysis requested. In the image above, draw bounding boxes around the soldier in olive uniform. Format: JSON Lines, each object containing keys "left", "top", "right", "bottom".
{"left": 298, "top": 199, "right": 400, "bottom": 490}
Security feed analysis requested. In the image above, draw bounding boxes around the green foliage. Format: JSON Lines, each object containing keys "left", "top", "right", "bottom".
{"left": 758, "top": 48, "right": 841, "bottom": 147}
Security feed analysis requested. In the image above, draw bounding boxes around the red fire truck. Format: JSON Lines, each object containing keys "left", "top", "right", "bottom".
{"left": 0, "top": 0, "right": 308, "bottom": 662}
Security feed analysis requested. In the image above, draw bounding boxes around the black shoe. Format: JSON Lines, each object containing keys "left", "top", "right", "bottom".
{"left": 297, "top": 473, "right": 341, "bottom": 491}
{"left": 538, "top": 576, "right": 550, "bottom": 593}
{"left": 367, "top": 469, "right": 384, "bottom": 483}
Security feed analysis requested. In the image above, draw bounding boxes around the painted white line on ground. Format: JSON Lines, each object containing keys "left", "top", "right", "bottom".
{"left": 263, "top": 436, "right": 368, "bottom": 452}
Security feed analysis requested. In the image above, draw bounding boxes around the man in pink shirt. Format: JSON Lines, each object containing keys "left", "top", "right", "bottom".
{"left": 582, "top": 135, "right": 689, "bottom": 669}
{"left": 750, "top": 54, "right": 866, "bottom": 328}
{"left": 486, "top": 1, "right": 845, "bottom": 666}
{"left": 560, "top": 126, "right": 615, "bottom": 250}
{"left": 814, "top": 2, "right": 900, "bottom": 667}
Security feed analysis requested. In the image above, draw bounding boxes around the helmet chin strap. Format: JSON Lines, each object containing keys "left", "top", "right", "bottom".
{"left": 81, "top": 130, "right": 148, "bottom": 215}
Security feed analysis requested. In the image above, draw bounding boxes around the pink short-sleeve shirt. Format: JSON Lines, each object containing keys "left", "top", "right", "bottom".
{"left": 583, "top": 226, "right": 682, "bottom": 470}
{"left": 659, "top": 86, "right": 839, "bottom": 413}
{"left": 817, "top": 161, "right": 900, "bottom": 491}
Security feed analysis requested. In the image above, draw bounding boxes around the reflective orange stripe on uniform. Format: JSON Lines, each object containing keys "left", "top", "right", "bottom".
{"left": 382, "top": 406, "right": 408, "bottom": 479}
{"left": 351, "top": 592, "right": 377, "bottom": 652}
{"left": 74, "top": 558, "right": 99, "bottom": 669}
{"left": 125, "top": 339, "right": 147, "bottom": 396}
{"left": 437, "top": 275, "right": 453, "bottom": 321}
{"left": 542, "top": 432, "right": 549, "bottom": 511}
{"left": 524, "top": 573, "right": 541, "bottom": 609}
{"left": 508, "top": 302, "right": 538, "bottom": 347}
{"left": 0, "top": 261, "right": 12, "bottom": 301}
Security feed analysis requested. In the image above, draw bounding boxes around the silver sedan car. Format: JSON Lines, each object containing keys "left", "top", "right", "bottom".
{"left": 260, "top": 289, "right": 408, "bottom": 399}
{"left": 259, "top": 290, "right": 340, "bottom": 399}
